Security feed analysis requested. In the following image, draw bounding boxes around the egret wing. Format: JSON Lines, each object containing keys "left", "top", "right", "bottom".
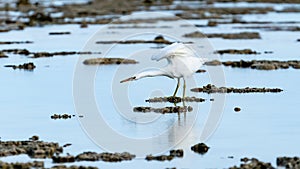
{"left": 151, "top": 42, "right": 189, "bottom": 61}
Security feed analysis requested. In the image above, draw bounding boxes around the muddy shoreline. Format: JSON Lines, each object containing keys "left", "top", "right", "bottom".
{"left": 1, "top": 0, "right": 300, "bottom": 33}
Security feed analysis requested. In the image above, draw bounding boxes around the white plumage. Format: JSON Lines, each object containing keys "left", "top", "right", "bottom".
{"left": 121, "top": 42, "right": 206, "bottom": 98}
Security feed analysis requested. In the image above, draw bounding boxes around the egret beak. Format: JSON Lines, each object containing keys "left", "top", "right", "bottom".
{"left": 120, "top": 76, "right": 136, "bottom": 83}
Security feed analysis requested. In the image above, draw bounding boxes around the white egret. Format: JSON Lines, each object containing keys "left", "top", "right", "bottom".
{"left": 120, "top": 42, "right": 206, "bottom": 98}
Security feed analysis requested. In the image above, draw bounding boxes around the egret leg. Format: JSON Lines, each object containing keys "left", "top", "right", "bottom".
{"left": 183, "top": 78, "right": 186, "bottom": 107}
{"left": 183, "top": 78, "right": 186, "bottom": 99}
{"left": 173, "top": 78, "right": 180, "bottom": 97}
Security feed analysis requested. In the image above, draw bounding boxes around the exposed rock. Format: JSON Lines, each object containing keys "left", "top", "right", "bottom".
{"left": 0, "top": 139, "right": 63, "bottom": 158}
{"left": 16, "top": 0, "right": 30, "bottom": 6}
{"left": 234, "top": 107, "right": 241, "bottom": 112}
{"left": 196, "top": 69, "right": 206, "bottom": 73}
{"left": 146, "top": 149, "right": 184, "bottom": 161}
{"left": 229, "top": 158, "right": 275, "bottom": 169}
{"left": 75, "top": 152, "right": 100, "bottom": 161}
{"left": 29, "top": 135, "right": 39, "bottom": 141}
{"left": 177, "top": 7, "right": 273, "bottom": 20}
{"left": 83, "top": 58, "right": 138, "bottom": 65}
{"left": 146, "top": 154, "right": 174, "bottom": 161}
{"left": 216, "top": 49, "right": 260, "bottom": 55}
{"left": 96, "top": 34, "right": 174, "bottom": 44}
{"left": 1, "top": 49, "right": 101, "bottom": 58}
{"left": 53, "top": 155, "right": 75, "bottom": 163}
{"left": 80, "top": 21, "right": 88, "bottom": 28}
{"left": 251, "top": 63, "right": 277, "bottom": 70}
{"left": 207, "top": 0, "right": 300, "bottom": 4}
{"left": 109, "top": 25, "right": 170, "bottom": 29}
{"left": 206, "top": 60, "right": 300, "bottom": 70}
{"left": 31, "top": 51, "right": 101, "bottom": 58}
{"left": 0, "top": 52, "right": 8, "bottom": 58}
{"left": 234, "top": 26, "right": 300, "bottom": 32}
{"left": 28, "top": 12, "right": 53, "bottom": 26}
{"left": 51, "top": 165, "right": 98, "bottom": 169}
{"left": 183, "top": 31, "right": 206, "bottom": 38}
{"left": 63, "top": 143, "right": 72, "bottom": 148}
{"left": 191, "top": 143, "right": 209, "bottom": 154}
{"left": 100, "top": 152, "right": 135, "bottom": 162}
{"left": 184, "top": 31, "right": 261, "bottom": 39}
{"left": 277, "top": 156, "right": 300, "bottom": 168}
{"left": 204, "top": 60, "right": 222, "bottom": 66}
{"left": 0, "top": 41, "right": 33, "bottom": 45}
{"left": 51, "top": 114, "right": 73, "bottom": 120}
{"left": 292, "top": 64, "right": 300, "bottom": 69}
{"left": 145, "top": 96, "right": 205, "bottom": 103}
{"left": 133, "top": 106, "right": 193, "bottom": 114}
{"left": 279, "top": 7, "right": 300, "bottom": 12}
{"left": 75, "top": 151, "right": 135, "bottom": 162}
{"left": 191, "top": 84, "right": 283, "bottom": 94}
{"left": 207, "top": 21, "right": 218, "bottom": 27}
{"left": 49, "top": 32, "right": 71, "bottom": 35}
{"left": 154, "top": 35, "right": 166, "bottom": 42}
{"left": 1, "top": 49, "right": 30, "bottom": 55}
{"left": 4, "top": 62, "right": 36, "bottom": 70}
{"left": 169, "top": 149, "right": 184, "bottom": 158}
{"left": 96, "top": 39, "right": 173, "bottom": 44}
{"left": 0, "top": 160, "right": 44, "bottom": 169}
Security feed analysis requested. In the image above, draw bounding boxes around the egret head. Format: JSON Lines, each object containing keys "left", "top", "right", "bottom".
{"left": 120, "top": 76, "right": 136, "bottom": 83}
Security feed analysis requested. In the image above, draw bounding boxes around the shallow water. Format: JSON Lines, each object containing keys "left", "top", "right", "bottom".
{"left": 0, "top": 5, "right": 300, "bottom": 169}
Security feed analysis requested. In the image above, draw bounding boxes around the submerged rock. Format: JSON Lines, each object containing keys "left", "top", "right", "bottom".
{"left": 191, "top": 143, "right": 209, "bottom": 154}
{"left": 83, "top": 58, "right": 138, "bottom": 65}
